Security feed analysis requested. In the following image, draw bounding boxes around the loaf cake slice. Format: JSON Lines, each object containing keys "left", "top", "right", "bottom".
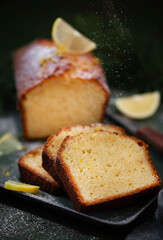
{"left": 18, "top": 146, "right": 60, "bottom": 194}
{"left": 13, "top": 39, "right": 110, "bottom": 139}
{"left": 55, "top": 131, "right": 161, "bottom": 212}
{"left": 42, "top": 124, "right": 125, "bottom": 182}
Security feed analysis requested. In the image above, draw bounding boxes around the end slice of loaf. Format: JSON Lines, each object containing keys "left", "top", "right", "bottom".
{"left": 56, "top": 131, "right": 161, "bottom": 212}
{"left": 18, "top": 146, "right": 60, "bottom": 194}
{"left": 42, "top": 124, "right": 125, "bottom": 182}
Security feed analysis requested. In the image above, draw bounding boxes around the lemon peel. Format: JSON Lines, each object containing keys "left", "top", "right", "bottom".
{"left": 4, "top": 180, "right": 40, "bottom": 194}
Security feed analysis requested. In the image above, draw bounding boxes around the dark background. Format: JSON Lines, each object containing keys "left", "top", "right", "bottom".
{"left": 0, "top": 0, "right": 162, "bottom": 114}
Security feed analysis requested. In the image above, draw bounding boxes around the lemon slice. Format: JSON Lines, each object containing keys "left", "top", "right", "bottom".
{"left": 115, "top": 91, "right": 161, "bottom": 119}
{"left": 0, "top": 132, "right": 25, "bottom": 156}
{"left": 51, "top": 17, "right": 97, "bottom": 54}
{"left": 4, "top": 180, "right": 40, "bottom": 194}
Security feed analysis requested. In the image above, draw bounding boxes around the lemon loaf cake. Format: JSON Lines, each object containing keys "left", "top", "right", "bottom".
{"left": 55, "top": 131, "right": 161, "bottom": 212}
{"left": 42, "top": 124, "right": 125, "bottom": 182}
{"left": 18, "top": 146, "right": 60, "bottom": 194}
{"left": 13, "top": 39, "right": 110, "bottom": 139}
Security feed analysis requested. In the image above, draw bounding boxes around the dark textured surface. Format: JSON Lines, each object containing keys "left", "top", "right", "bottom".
{"left": 0, "top": 197, "right": 128, "bottom": 240}
{"left": 126, "top": 189, "right": 163, "bottom": 240}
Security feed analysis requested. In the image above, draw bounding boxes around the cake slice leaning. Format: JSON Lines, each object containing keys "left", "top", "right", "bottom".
{"left": 55, "top": 130, "right": 161, "bottom": 212}
{"left": 18, "top": 146, "right": 61, "bottom": 194}
{"left": 42, "top": 123, "right": 125, "bottom": 182}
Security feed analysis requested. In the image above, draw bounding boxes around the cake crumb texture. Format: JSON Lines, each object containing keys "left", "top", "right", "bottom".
{"left": 57, "top": 131, "right": 161, "bottom": 211}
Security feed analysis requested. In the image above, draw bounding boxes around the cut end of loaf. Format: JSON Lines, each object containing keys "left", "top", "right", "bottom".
{"left": 21, "top": 77, "right": 108, "bottom": 139}
{"left": 57, "top": 131, "right": 161, "bottom": 211}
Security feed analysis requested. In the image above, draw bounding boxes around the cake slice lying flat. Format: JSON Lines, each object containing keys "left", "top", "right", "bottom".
{"left": 55, "top": 131, "right": 161, "bottom": 212}
{"left": 42, "top": 124, "right": 125, "bottom": 182}
{"left": 18, "top": 146, "right": 60, "bottom": 194}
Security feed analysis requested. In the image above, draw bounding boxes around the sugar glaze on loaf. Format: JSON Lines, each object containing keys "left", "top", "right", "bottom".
{"left": 14, "top": 39, "right": 110, "bottom": 139}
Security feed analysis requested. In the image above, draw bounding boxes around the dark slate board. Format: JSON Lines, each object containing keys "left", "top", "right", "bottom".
{"left": 0, "top": 111, "right": 162, "bottom": 227}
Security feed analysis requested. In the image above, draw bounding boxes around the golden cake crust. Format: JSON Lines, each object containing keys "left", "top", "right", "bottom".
{"left": 18, "top": 146, "right": 61, "bottom": 194}
{"left": 55, "top": 131, "right": 161, "bottom": 212}
{"left": 13, "top": 39, "right": 110, "bottom": 104}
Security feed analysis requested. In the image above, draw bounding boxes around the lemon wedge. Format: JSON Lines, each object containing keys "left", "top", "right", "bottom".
{"left": 4, "top": 180, "right": 40, "bottom": 194}
{"left": 51, "top": 17, "right": 97, "bottom": 54}
{"left": 115, "top": 91, "right": 161, "bottom": 119}
{"left": 0, "top": 132, "right": 25, "bottom": 156}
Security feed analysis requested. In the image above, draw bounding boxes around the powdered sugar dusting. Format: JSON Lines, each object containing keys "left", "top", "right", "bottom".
{"left": 14, "top": 40, "right": 109, "bottom": 100}
{"left": 0, "top": 201, "right": 100, "bottom": 239}
{"left": 14, "top": 40, "right": 71, "bottom": 99}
